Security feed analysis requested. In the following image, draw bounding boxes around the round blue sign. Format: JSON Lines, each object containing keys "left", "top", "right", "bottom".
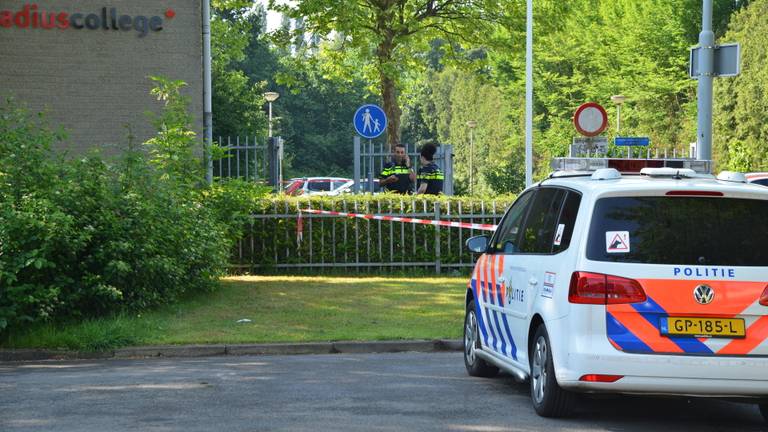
{"left": 353, "top": 104, "right": 387, "bottom": 139}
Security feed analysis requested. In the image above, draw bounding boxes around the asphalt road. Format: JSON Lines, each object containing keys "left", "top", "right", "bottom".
{"left": 1, "top": 352, "right": 765, "bottom": 432}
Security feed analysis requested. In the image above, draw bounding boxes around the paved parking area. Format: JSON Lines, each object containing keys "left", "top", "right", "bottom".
{"left": 1, "top": 352, "right": 765, "bottom": 431}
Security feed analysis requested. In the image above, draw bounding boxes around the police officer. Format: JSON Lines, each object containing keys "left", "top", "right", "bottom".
{"left": 416, "top": 143, "right": 444, "bottom": 195}
{"left": 379, "top": 144, "right": 415, "bottom": 194}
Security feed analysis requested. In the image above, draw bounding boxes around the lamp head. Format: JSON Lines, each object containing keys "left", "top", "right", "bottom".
{"left": 264, "top": 92, "right": 280, "bottom": 103}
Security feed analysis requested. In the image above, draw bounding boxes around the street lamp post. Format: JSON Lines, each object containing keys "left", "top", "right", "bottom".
{"left": 466, "top": 120, "right": 477, "bottom": 196}
{"left": 610, "top": 94, "right": 626, "bottom": 134}
{"left": 264, "top": 91, "right": 280, "bottom": 137}
{"left": 610, "top": 95, "right": 627, "bottom": 158}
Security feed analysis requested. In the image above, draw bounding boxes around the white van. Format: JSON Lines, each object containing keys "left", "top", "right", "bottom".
{"left": 463, "top": 159, "right": 768, "bottom": 421}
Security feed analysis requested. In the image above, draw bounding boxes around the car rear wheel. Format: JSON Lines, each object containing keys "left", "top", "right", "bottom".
{"left": 463, "top": 299, "right": 498, "bottom": 378}
{"left": 759, "top": 403, "right": 768, "bottom": 423}
{"left": 530, "top": 324, "right": 574, "bottom": 417}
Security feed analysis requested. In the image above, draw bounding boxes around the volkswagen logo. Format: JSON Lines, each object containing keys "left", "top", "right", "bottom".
{"left": 693, "top": 284, "right": 715, "bottom": 305}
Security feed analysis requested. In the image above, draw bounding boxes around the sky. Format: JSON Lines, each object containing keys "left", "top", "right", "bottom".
{"left": 256, "top": 0, "right": 287, "bottom": 32}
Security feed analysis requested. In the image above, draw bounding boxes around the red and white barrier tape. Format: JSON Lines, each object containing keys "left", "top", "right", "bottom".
{"left": 299, "top": 208, "right": 497, "bottom": 231}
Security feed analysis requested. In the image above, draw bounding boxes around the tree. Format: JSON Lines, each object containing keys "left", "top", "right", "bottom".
{"left": 271, "top": 0, "right": 518, "bottom": 151}
{"left": 210, "top": 1, "right": 269, "bottom": 138}
{"left": 714, "top": 0, "right": 768, "bottom": 171}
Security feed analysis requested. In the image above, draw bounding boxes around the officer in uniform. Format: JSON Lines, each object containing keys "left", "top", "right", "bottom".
{"left": 416, "top": 143, "right": 444, "bottom": 195}
{"left": 379, "top": 144, "right": 415, "bottom": 194}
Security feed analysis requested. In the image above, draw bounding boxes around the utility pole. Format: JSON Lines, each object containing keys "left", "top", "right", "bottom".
{"left": 696, "top": 0, "right": 714, "bottom": 161}
{"left": 524, "top": 0, "right": 533, "bottom": 187}
{"left": 203, "top": 0, "right": 213, "bottom": 184}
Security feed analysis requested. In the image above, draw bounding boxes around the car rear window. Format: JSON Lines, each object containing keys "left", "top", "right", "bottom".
{"left": 587, "top": 196, "right": 768, "bottom": 266}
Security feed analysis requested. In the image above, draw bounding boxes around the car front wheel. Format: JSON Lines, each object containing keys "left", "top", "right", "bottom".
{"left": 463, "top": 299, "right": 498, "bottom": 378}
{"left": 530, "top": 324, "right": 574, "bottom": 417}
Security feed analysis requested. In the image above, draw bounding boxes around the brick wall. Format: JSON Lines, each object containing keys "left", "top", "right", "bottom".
{"left": 0, "top": 0, "right": 203, "bottom": 157}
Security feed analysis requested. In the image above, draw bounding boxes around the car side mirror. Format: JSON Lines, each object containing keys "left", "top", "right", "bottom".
{"left": 466, "top": 235, "right": 489, "bottom": 254}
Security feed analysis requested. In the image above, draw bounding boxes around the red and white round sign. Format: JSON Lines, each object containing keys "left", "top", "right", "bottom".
{"left": 573, "top": 102, "right": 608, "bottom": 137}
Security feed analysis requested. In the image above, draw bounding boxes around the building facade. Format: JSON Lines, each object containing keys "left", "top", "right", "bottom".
{"left": 0, "top": 0, "right": 203, "bottom": 156}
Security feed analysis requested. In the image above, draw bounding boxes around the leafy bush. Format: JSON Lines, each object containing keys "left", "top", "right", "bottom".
{"left": 0, "top": 80, "right": 267, "bottom": 337}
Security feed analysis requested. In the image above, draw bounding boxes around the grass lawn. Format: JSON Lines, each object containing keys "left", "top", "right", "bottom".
{"left": 1, "top": 276, "right": 468, "bottom": 351}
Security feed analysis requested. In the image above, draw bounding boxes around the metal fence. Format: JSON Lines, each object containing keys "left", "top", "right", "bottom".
{"left": 213, "top": 136, "right": 270, "bottom": 182}
{"left": 230, "top": 198, "right": 511, "bottom": 273}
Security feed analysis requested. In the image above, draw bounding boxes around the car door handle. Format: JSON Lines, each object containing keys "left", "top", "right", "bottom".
{"left": 528, "top": 277, "right": 538, "bottom": 286}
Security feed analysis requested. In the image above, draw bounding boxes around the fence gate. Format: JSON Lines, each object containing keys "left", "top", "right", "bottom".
{"left": 353, "top": 137, "right": 454, "bottom": 195}
{"left": 214, "top": 136, "right": 283, "bottom": 188}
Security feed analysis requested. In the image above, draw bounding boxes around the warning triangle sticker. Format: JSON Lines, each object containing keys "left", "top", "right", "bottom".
{"left": 606, "top": 231, "right": 630, "bottom": 253}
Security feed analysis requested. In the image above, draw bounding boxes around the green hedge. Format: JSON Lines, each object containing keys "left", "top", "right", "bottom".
{"left": 233, "top": 194, "right": 517, "bottom": 272}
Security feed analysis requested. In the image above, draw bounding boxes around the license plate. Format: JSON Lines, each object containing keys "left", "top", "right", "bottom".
{"left": 660, "top": 317, "right": 746, "bottom": 338}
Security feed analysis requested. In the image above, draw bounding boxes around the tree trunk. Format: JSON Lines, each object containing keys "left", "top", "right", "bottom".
{"left": 380, "top": 73, "right": 401, "bottom": 151}
{"left": 377, "top": 31, "right": 401, "bottom": 152}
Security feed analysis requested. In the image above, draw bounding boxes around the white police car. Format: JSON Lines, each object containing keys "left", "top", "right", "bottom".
{"left": 463, "top": 157, "right": 768, "bottom": 420}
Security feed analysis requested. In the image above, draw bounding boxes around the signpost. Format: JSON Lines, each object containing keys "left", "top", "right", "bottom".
{"left": 353, "top": 104, "right": 387, "bottom": 193}
{"left": 573, "top": 102, "right": 608, "bottom": 137}
{"left": 691, "top": 0, "right": 740, "bottom": 161}
{"left": 353, "top": 104, "right": 387, "bottom": 139}
{"left": 571, "top": 102, "right": 608, "bottom": 156}
{"left": 571, "top": 136, "right": 608, "bottom": 156}
{"left": 614, "top": 137, "right": 650, "bottom": 147}
{"left": 690, "top": 43, "right": 740, "bottom": 78}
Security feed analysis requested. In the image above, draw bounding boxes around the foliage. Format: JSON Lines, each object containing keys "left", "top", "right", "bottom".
{"left": 210, "top": 2, "right": 268, "bottom": 138}
{"left": 714, "top": 0, "right": 768, "bottom": 171}
{"left": 0, "top": 83, "right": 269, "bottom": 337}
{"left": 399, "top": 0, "right": 748, "bottom": 185}
{"left": 271, "top": 0, "right": 520, "bottom": 150}
{"left": 402, "top": 68, "right": 526, "bottom": 195}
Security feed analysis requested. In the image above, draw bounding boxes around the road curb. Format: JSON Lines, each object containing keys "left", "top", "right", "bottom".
{"left": 0, "top": 339, "right": 462, "bottom": 362}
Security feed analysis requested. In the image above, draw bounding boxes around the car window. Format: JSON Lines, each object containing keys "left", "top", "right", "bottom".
{"left": 307, "top": 181, "right": 331, "bottom": 192}
{"left": 332, "top": 181, "right": 349, "bottom": 190}
{"left": 587, "top": 196, "right": 768, "bottom": 266}
{"left": 750, "top": 178, "right": 768, "bottom": 187}
{"left": 519, "top": 188, "right": 567, "bottom": 254}
{"left": 552, "top": 191, "right": 582, "bottom": 254}
{"left": 490, "top": 190, "right": 534, "bottom": 254}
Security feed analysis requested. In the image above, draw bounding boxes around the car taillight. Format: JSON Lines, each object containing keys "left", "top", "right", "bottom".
{"left": 760, "top": 285, "right": 768, "bottom": 306}
{"left": 568, "top": 272, "right": 646, "bottom": 305}
{"left": 568, "top": 272, "right": 606, "bottom": 304}
{"left": 579, "top": 374, "right": 623, "bottom": 383}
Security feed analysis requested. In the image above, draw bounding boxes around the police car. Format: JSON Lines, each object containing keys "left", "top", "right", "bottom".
{"left": 463, "top": 157, "right": 768, "bottom": 421}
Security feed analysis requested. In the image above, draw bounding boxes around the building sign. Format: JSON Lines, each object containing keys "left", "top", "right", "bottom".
{"left": 0, "top": 4, "right": 175, "bottom": 37}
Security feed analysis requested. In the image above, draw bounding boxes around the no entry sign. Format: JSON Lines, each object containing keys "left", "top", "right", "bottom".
{"left": 573, "top": 102, "right": 608, "bottom": 137}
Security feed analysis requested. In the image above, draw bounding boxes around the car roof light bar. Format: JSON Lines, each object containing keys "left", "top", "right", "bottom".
{"left": 551, "top": 158, "right": 712, "bottom": 174}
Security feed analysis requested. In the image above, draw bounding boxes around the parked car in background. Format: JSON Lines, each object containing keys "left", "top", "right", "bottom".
{"left": 336, "top": 178, "right": 382, "bottom": 194}
{"left": 283, "top": 177, "right": 353, "bottom": 196}
{"left": 746, "top": 172, "right": 768, "bottom": 187}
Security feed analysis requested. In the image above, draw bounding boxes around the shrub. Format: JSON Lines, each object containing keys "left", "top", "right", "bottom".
{"left": 0, "top": 81, "right": 267, "bottom": 337}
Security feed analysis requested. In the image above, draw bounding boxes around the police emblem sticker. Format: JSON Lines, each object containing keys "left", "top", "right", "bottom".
{"left": 606, "top": 231, "right": 630, "bottom": 253}
{"left": 542, "top": 272, "right": 556, "bottom": 298}
{"left": 553, "top": 224, "right": 565, "bottom": 246}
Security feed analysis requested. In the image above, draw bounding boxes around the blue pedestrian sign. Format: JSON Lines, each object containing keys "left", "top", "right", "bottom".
{"left": 353, "top": 104, "right": 387, "bottom": 139}
{"left": 614, "top": 137, "right": 650, "bottom": 147}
